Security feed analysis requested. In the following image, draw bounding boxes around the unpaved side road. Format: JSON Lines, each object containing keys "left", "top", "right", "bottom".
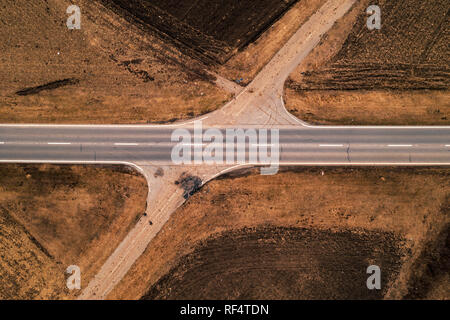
{"left": 205, "top": 0, "right": 357, "bottom": 126}
{"left": 78, "top": 0, "right": 358, "bottom": 300}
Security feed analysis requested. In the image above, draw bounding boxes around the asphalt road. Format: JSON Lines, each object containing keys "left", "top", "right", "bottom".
{"left": 3, "top": 0, "right": 447, "bottom": 301}
{"left": 1, "top": 124, "right": 449, "bottom": 165}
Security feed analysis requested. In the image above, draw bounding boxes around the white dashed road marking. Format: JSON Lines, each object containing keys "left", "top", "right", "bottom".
{"left": 388, "top": 144, "right": 413, "bottom": 147}
{"left": 319, "top": 144, "right": 344, "bottom": 147}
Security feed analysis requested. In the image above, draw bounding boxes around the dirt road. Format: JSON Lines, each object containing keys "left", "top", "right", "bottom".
{"left": 78, "top": 0, "right": 358, "bottom": 300}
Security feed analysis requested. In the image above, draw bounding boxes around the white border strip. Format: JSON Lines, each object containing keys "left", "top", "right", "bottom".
{"left": 279, "top": 96, "right": 450, "bottom": 129}
{"left": 0, "top": 160, "right": 147, "bottom": 177}
{"left": 0, "top": 116, "right": 209, "bottom": 128}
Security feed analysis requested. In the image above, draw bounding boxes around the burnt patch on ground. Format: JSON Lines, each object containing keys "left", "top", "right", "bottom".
{"left": 290, "top": 0, "right": 450, "bottom": 90}
{"left": 118, "top": 59, "right": 154, "bottom": 82}
{"left": 99, "top": 0, "right": 299, "bottom": 64}
{"left": 153, "top": 168, "right": 164, "bottom": 178}
{"left": 175, "top": 173, "right": 202, "bottom": 200}
{"left": 15, "top": 78, "right": 80, "bottom": 96}
{"left": 143, "top": 226, "right": 406, "bottom": 300}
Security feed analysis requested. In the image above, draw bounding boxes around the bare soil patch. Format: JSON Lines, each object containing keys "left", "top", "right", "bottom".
{"left": 0, "top": 164, "right": 147, "bottom": 299}
{"left": 144, "top": 226, "right": 405, "bottom": 300}
{"left": 110, "top": 167, "right": 449, "bottom": 300}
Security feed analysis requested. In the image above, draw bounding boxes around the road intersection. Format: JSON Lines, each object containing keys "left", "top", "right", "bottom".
{"left": 0, "top": 0, "right": 448, "bottom": 299}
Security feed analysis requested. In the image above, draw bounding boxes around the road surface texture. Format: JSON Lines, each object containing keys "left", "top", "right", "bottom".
{"left": 1, "top": 0, "right": 448, "bottom": 299}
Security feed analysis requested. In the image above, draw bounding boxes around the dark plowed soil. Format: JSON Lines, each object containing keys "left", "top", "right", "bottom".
{"left": 404, "top": 223, "right": 450, "bottom": 299}
{"left": 143, "top": 226, "right": 406, "bottom": 300}
{"left": 99, "top": 0, "right": 299, "bottom": 64}
{"left": 290, "top": 0, "right": 450, "bottom": 90}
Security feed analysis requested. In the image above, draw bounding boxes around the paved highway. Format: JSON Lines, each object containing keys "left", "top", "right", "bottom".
{"left": 1, "top": 124, "right": 449, "bottom": 165}
{"left": 1, "top": 0, "right": 448, "bottom": 300}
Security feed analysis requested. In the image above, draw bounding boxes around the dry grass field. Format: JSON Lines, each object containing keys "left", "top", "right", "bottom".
{"left": 0, "top": 0, "right": 230, "bottom": 124}
{"left": 0, "top": 164, "right": 147, "bottom": 299}
{"left": 110, "top": 167, "right": 449, "bottom": 300}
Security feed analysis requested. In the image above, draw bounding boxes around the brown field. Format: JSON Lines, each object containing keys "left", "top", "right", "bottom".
{"left": 0, "top": 0, "right": 230, "bottom": 124}
{"left": 286, "top": 0, "right": 450, "bottom": 125}
{"left": 0, "top": 164, "right": 147, "bottom": 299}
{"left": 1, "top": 0, "right": 449, "bottom": 301}
{"left": 101, "top": 0, "right": 299, "bottom": 65}
{"left": 291, "top": 0, "right": 449, "bottom": 90}
{"left": 110, "top": 167, "right": 449, "bottom": 300}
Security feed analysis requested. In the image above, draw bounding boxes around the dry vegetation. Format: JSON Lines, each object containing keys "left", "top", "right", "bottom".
{"left": 0, "top": 164, "right": 147, "bottom": 299}
{"left": 286, "top": 0, "right": 450, "bottom": 125}
{"left": 110, "top": 167, "right": 449, "bottom": 300}
{"left": 285, "top": 90, "right": 449, "bottom": 125}
{"left": 0, "top": 0, "right": 230, "bottom": 124}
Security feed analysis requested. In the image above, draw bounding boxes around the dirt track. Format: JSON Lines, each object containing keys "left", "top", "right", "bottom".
{"left": 79, "top": 0, "right": 359, "bottom": 300}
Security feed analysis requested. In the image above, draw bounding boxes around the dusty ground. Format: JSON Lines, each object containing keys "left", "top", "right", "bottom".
{"left": 0, "top": 0, "right": 230, "bottom": 124}
{"left": 110, "top": 167, "right": 449, "bottom": 300}
{"left": 285, "top": 0, "right": 450, "bottom": 125}
{"left": 0, "top": 164, "right": 147, "bottom": 299}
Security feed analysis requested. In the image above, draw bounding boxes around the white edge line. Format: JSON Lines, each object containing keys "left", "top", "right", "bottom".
{"left": 48, "top": 142, "right": 71, "bottom": 145}
{"left": 0, "top": 160, "right": 147, "bottom": 176}
{"left": 205, "top": 161, "right": 450, "bottom": 183}
{"left": 279, "top": 96, "right": 450, "bottom": 129}
{"left": 1, "top": 161, "right": 449, "bottom": 167}
{"left": 0, "top": 96, "right": 448, "bottom": 130}
{"left": 114, "top": 143, "right": 139, "bottom": 146}
{"left": 0, "top": 116, "right": 209, "bottom": 128}
{"left": 0, "top": 161, "right": 448, "bottom": 189}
